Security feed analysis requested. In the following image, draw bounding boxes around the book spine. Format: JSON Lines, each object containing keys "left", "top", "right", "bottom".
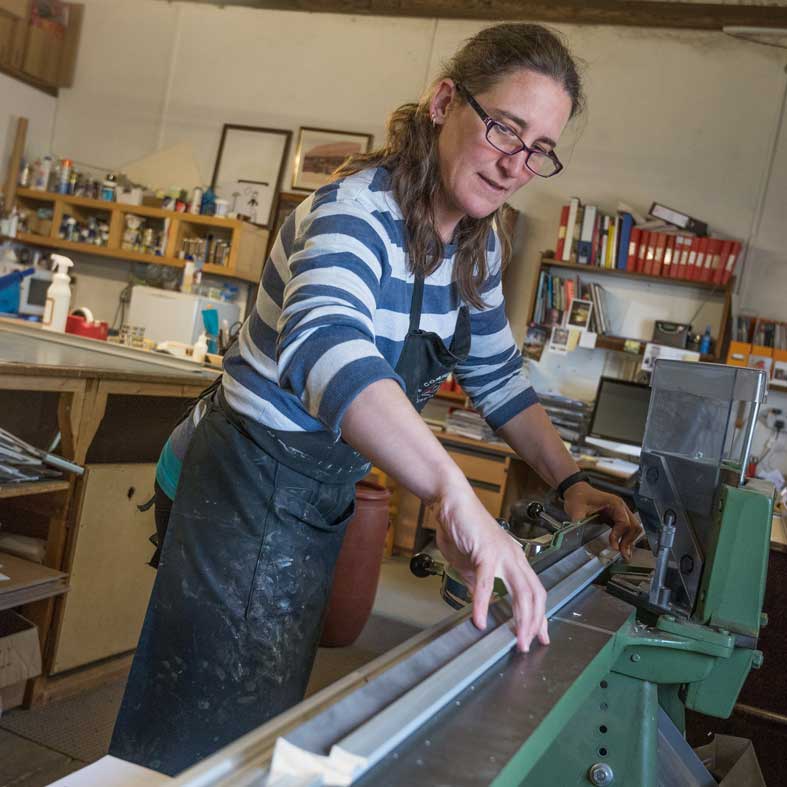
{"left": 562, "top": 197, "right": 581, "bottom": 262}
{"left": 555, "top": 204, "right": 570, "bottom": 260}
{"left": 651, "top": 232, "right": 667, "bottom": 277}
{"left": 662, "top": 235, "right": 676, "bottom": 279}
{"left": 722, "top": 240, "right": 742, "bottom": 285}
{"left": 616, "top": 212, "right": 633, "bottom": 270}
{"left": 626, "top": 227, "right": 641, "bottom": 273}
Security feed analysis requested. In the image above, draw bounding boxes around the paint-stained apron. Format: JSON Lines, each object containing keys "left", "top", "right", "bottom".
{"left": 109, "top": 274, "right": 470, "bottom": 775}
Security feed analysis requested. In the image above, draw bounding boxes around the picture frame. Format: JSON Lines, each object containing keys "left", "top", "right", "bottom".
{"left": 211, "top": 124, "right": 292, "bottom": 228}
{"left": 266, "top": 191, "right": 307, "bottom": 256}
{"left": 566, "top": 298, "right": 594, "bottom": 332}
{"left": 292, "top": 126, "right": 373, "bottom": 191}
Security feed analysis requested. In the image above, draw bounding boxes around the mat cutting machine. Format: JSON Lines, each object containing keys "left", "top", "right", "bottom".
{"left": 169, "top": 360, "right": 772, "bottom": 787}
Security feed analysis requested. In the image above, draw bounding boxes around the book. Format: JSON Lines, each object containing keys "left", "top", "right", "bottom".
{"left": 714, "top": 239, "right": 732, "bottom": 285}
{"left": 616, "top": 212, "right": 634, "bottom": 270}
{"left": 677, "top": 234, "right": 692, "bottom": 279}
{"left": 555, "top": 204, "right": 570, "bottom": 260}
{"left": 643, "top": 232, "right": 657, "bottom": 275}
{"left": 626, "top": 227, "right": 642, "bottom": 273}
{"left": 722, "top": 240, "right": 742, "bottom": 285}
{"left": 686, "top": 236, "right": 701, "bottom": 281}
{"left": 598, "top": 214, "right": 610, "bottom": 268}
{"left": 577, "top": 204, "right": 597, "bottom": 264}
{"left": 662, "top": 235, "right": 676, "bottom": 279}
{"left": 636, "top": 230, "right": 650, "bottom": 273}
{"left": 562, "top": 197, "right": 582, "bottom": 262}
{"left": 651, "top": 232, "right": 668, "bottom": 277}
{"left": 606, "top": 215, "right": 618, "bottom": 269}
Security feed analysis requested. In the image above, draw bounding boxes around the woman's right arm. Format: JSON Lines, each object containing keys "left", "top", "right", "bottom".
{"left": 341, "top": 378, "right": 549, "bottom": 653}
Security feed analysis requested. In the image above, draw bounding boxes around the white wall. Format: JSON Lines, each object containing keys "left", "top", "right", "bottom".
{"left": 0, "top": 72, "right": 57, "bottom": 186}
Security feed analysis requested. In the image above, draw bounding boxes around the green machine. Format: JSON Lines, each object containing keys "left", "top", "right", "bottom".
{"left": 171, "top": 360, "right": 772, "bottom": 787}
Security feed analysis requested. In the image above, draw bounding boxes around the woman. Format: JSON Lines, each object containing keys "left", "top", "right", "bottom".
{"left": 111, "top": 22, "right": 640, "bottom": 776}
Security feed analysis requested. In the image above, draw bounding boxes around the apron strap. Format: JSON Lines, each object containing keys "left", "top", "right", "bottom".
{"left": 408, "top": 273, "right": 425, "bottom": 333}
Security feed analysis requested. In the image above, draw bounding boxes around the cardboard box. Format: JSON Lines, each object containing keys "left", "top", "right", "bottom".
{"left": 695, "top": 735, "right": 765, "bottom": 786}
{"left": 0, "top": 611, "right": 42, "bottom": 715}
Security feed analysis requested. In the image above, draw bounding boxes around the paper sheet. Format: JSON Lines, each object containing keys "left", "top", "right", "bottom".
{"left": 266, "top": 738, "right": 367, "bottom": 787}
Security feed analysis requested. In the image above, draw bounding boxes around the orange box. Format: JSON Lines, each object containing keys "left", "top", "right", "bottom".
{"left": 748, "top": 344, "right": 773, "bottom": 375}
{"left": 726, "top": 341, "right": 751, "bottom": 367}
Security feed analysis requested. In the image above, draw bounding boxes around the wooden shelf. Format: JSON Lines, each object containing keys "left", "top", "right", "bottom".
{"left": 15, "top": 188, "right": 243, "bottom": 229}
{"left": 769, "top": 379, "right": 787, "bottom": 392}
{"left": 11, "top": 188, "right": 267, "bottom": 284}
{"left": 540, "top": 257, "right": 730, "bottom": 292}
{"left": 0, "top": 480, "right": 70, "bottom": 499}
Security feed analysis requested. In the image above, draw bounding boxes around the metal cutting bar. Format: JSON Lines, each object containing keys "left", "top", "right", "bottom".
{"left": 333, "top": 543, "right": 618, "bottom": 780}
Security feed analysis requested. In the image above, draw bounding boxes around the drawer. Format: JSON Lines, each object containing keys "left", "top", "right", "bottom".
{"left": 421, "top": 482, "right": 504, "bottom": 531}
{"left": 447, "top": 447, "right": 508, "bottom": 487}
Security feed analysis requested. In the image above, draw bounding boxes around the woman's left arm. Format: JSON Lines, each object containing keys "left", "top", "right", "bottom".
{"left": 498, "top": 404, "right": 641, "bottom": 559}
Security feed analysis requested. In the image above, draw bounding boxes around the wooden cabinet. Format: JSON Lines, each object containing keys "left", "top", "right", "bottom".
{"left": 0, "top": 1, "right": 83, "bottom": 93}
{"left": 51, "top": 464, "right": 157, "bottom": 674}
{"left": 0, "top": 324, "right": 215, "bottom": 705}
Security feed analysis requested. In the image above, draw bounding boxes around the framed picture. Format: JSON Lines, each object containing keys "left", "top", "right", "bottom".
{"left": 266, "top": 191, "right": 307, "bottom": 256}
{"left": 292, "top": 126, "right": 373, "bottom": 191}
{"left": 566, "top": 298, "right": 593, "bottom": 332}
{"left": 211, "top": 124, "right": 292, "bottom": 228}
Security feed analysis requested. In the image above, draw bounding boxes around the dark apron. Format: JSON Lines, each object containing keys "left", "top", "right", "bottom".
{"left": 109, "top": 274, "right": 470, "bottom": 776}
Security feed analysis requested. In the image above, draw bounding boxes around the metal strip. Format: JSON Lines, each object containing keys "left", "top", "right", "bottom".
{"left": 656, "top": 707, "right": 716, "bottom": 787}
{"left": 334, "top": 546, "right": 617, "bottom": 779}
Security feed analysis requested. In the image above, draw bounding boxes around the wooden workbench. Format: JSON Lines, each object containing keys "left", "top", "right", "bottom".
{"left": 0, "top": 322, "right": 217, "bottom": 706}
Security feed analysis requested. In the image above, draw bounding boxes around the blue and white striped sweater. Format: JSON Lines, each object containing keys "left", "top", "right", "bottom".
{"left": 222, "top": 166, "right": 537, "bottom": 436}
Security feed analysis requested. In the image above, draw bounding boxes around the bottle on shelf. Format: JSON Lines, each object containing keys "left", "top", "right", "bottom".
{"left": 700, "top": 325, "right": 712, "bottom": 355}
{"left": 42, "top": 254, "right": 74, "bottom": 333}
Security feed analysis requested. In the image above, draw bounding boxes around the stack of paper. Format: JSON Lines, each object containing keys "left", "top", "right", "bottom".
{"left": 0, "top": 427, "right": 84, "bottom": 485}
{"left": 0, "top": 552, "right": 69, "bottom": 611}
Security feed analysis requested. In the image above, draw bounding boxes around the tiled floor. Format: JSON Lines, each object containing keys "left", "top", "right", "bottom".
{"left": 0, "top": 557, "right": 450, "bottom": 787}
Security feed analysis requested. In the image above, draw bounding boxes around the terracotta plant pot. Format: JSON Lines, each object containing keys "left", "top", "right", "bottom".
{"left": 320, "top": 481, "right": 391, "bottom": 647}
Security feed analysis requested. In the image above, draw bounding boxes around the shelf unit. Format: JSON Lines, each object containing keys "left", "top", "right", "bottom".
{"left": 0, "top": 480, "right": 70, "bottom": 499}
{"left": 528, "top": 255, "right": 733, "bottom": 361}
{"left": 10, "top": 187, "right": 269, "bottom": 283}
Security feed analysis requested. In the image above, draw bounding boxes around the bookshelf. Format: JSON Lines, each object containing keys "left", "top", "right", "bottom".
{"left": 528, "top": 254, "right": 733, "bottom": 362}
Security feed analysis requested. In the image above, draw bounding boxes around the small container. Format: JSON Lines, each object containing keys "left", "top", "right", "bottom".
{"left": 58, "top": 159, "right": 72, "bottom": 194}
{"left": 18, "top": 161, "right": 30, "bottom": 188}
{"left": 214, "top": 198, "right": 229, "bottom": 217}
{"left": 101, "top": 174, "right": 117, "bottom": 201}
{"left": 189, "top": 187, "right": 203, "bottom": 215}
{"left": 181, "top": 261, "right": 195, "bottom": 294}
{"left": 192, "top": 332, "right": 208, "bottom": 364}
{"left": 699, "top": 326, "right": 713, "bottom": 355}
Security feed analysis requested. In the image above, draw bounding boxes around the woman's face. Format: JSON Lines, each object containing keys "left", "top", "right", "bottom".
{"left": 432, "top": 69, "right": 573, "bottom": 240}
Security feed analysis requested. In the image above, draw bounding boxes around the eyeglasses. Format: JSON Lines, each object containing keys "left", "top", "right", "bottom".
{"left": 455, "top": 83, "right": 564, "bottom": 178}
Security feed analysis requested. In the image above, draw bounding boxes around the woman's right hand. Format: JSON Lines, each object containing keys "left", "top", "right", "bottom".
{"left": 433, "top": 475, "right": 549, "bottom": 653}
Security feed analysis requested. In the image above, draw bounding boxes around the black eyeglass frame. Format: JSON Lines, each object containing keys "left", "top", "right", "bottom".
{"left": 454, "top": 82, "right": 564, "bottom": 178}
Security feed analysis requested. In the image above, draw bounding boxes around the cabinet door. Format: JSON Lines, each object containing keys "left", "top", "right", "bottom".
{"left": 51, "top": 464, "right": 157, "bottom": 674}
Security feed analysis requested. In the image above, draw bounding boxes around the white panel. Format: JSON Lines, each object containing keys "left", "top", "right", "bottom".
{"left": 0, "top": 73, "right": 56, "bottom": 181}
{"left": 159, "top": 5, "right": 436, "bottom": 189}
{"left": 52, "top": 0, "right": 180, "bottom": 170}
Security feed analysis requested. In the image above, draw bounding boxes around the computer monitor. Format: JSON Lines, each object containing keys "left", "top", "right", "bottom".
{"left": 589, "top": 377, "right": 651, "bottom": 447}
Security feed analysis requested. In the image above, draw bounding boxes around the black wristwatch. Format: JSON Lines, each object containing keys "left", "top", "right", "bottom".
{"left": 556, "top": 470, "right": 589, "bottom": 500}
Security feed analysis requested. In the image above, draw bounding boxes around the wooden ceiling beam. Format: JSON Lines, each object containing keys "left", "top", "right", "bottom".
{"left": 192, "top": 1, "right": 787, "bottom": 31}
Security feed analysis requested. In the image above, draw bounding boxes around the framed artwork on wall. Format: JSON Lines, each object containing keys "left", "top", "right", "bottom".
{"left": 292, "top": 126, "right": 373, "bottom": 191}
{"left": 266, "top": 191, "right": 307, "bottom": 256}
{"left": 210, "top": 124, "right": 292, "bottom": 228}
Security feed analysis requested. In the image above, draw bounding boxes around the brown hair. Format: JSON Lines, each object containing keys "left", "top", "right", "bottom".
{"left": 334, "top": 23, "right": 584, "bottom": 309}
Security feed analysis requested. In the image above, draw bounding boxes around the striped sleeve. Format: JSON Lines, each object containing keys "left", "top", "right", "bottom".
{"left": 453, "top": 235, "right": 538, "bottom": 430}
{"left": 276, "top": 197, "right": 405, "bottom": 432}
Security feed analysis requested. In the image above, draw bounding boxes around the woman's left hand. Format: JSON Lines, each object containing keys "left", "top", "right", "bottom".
{"left": 562, "top": 481, "right": 643, "bottom": 560}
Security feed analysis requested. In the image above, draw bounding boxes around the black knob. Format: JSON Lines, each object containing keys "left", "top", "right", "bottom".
{"left": 410, "top": 553, "right": 437, "bottom": 578}
{"left": 526, "top": 501, "right": 544, "bottom": 521}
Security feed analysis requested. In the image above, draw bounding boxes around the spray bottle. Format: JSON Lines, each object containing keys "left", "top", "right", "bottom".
{"left": 42, "top": 254, "right": 74, "bottom": 333}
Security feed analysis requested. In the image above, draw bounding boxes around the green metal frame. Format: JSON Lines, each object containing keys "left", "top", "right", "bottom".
{"left": 491, "top": 481, "right": 773, "bottom": 786}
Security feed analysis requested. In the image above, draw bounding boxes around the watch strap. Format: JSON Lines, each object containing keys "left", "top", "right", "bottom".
{"left": 556, "top": 470, "right": 589, "bottom": 499}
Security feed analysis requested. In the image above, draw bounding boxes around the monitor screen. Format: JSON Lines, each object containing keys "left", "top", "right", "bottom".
{"left": 589, "top": 378, "right": 651, "bottom": 446}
